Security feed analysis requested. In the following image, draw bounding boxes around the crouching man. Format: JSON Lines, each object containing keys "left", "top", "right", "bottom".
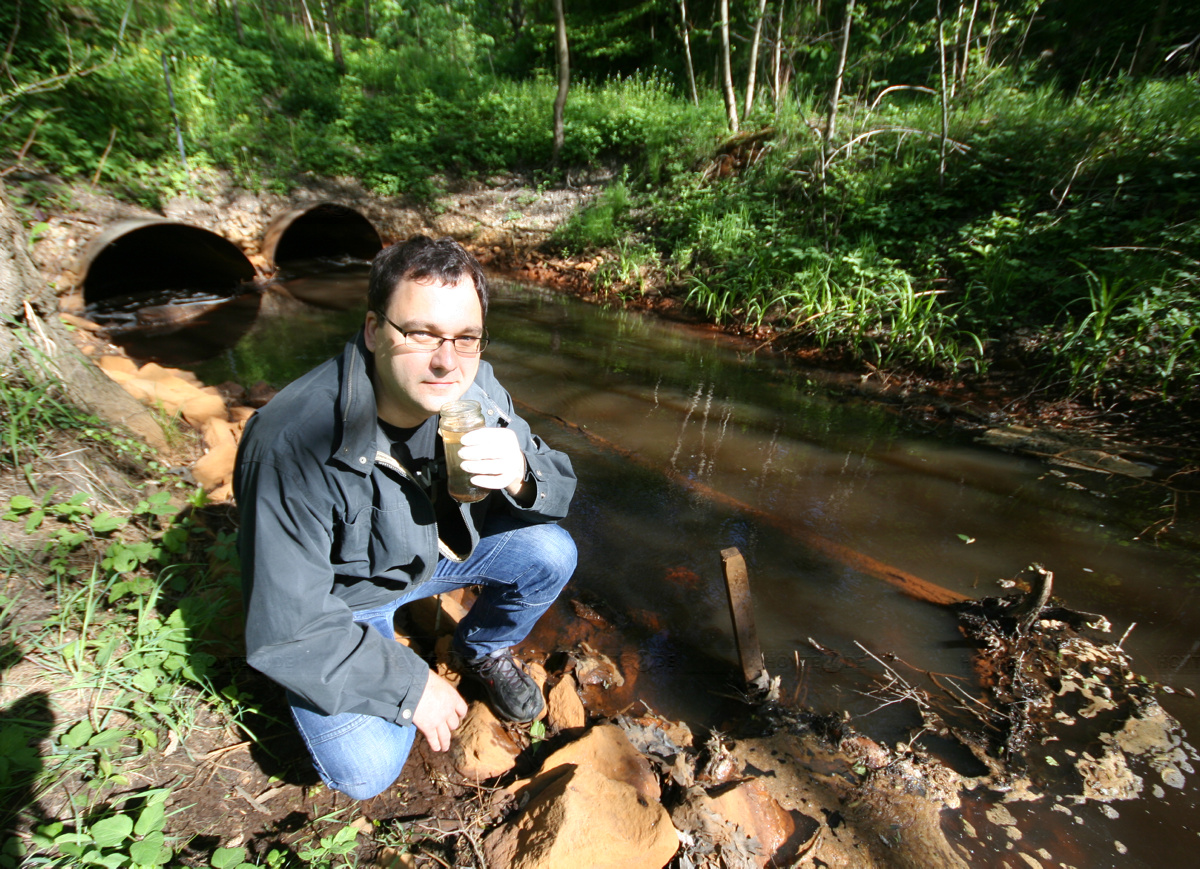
{"left": 234, "top": 236, "right": 577, "bottom": 799}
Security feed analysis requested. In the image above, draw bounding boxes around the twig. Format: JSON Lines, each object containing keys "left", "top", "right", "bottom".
{"left": 1116, "top": 621, "right": 1136, "bottom": 651}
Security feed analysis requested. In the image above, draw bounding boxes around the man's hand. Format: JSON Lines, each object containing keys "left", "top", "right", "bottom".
{"left": 458, "top": 427, "right": 527, "bottom": 496}
{"left": 412, "top": 670, "right": 468, "bottom": 752}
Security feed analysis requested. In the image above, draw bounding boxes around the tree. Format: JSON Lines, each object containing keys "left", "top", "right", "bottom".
{"left": 825, "top": 0, "right": 854, "bottom": 156}
{"left": 552, "top": 0, "right": 570, "bottom": 162}
{"left": 679, "top": 0, "right": 699, "bottom": 105}
{"left": 744, "top": 0, "right": 769, "bottom": 119}
{"left": 719, "top": 0, "right": 739, "bottom": 132}
{"left": 1, "top": 185, "right": 165, "bottom": 448}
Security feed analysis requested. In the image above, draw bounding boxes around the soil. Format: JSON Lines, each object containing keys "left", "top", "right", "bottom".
{"left": 5, "top": 169, "right": 1197, "bottom": 866}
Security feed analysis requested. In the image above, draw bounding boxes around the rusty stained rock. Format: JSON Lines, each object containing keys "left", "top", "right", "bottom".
{"left": 483, "top": 764, "right": 678, "bottom": 869}
{"left": 573, "top": 642, "right": 625, "bottom": 688}
{"left": 672, "top": 778, "right": 799, "bottom": 868}
{"left": 546, "top": 674, "right": 586, "bottom": 733}
{"left": 486, "top": 724, "right": 677, "bottom": 869}
{"left": 449, "top": 700, "right": 523, "bottom": 782}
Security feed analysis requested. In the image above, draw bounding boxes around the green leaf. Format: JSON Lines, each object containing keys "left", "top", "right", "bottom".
{"left": 62, "top": 720, "right": 94, "bottom": 749}
{"left": 6, "top": 495, "right": 34, "bottom": 513}
{"left": 132, "top": 669, "right": 160, "bottom": 693}
{"left": 24, "top": 509, "right": 45, "bottom": 532}
{"left": 128, "top": 831, "right": 169, "bottom": 865}
{"left": 91, "top": 513, "right": 126, "bottom": 534}
{"left": 87, "top": 729, "right": 131, "bottom": 749}
{"left": 89, "top": 814, "right": 134, "bottom": 849}
{"left": 134, "top": 800, "right": 165, "bottom": 837}
{"left": 211, "top": 847, "right": 249, "bottom": 869}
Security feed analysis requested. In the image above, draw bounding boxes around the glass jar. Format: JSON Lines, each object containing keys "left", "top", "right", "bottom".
{"left": 438, "top": 400, "right": 487, "bottom": 502}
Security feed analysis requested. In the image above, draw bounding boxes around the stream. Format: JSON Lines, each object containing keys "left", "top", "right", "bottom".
{"left": 108, "top": 263, "right": 1200, "bottom": 868}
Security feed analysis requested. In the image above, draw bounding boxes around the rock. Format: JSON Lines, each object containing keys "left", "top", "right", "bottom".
{"left": 214, "top": 380, "right": 248, "bottom": 402}
{"left": 229, "top": 405, "right": 256, "bottom": 423}
{"left": 547, "top": 674, "right": 586, "bottom": 732}
{"left": 707, "top": 779, "right": 796, "bottom": 866}
{"left": 201, "top": 417, "right": 239, "bottom": 451}
{"left": 97, "top": 355, "right": 138, "bottom": 375}
{"left": 450, "top": 701, "right": 522, "bottom": 781}
{"left": 176, "top": 389, "right": 229, "bottom": 428}
{"left": 483, "top": 765, "right": 678, "bottom": 869}
{"left": 537, "top": 723, "right": 660, "bottom": 804}
{"left": 574, "top": 643, "right": 624, "bottom": 688}
{"left": 138, "top": 362, "right": 203, "bottom": 387}
{"left": 114, "top": 372, "right": 229, "bottom": 428}
{"left": 246, "top": 381, "right": 277, "bottom": 407}
{"left": 193, "top": 441, "right": 237, "bottom": 490}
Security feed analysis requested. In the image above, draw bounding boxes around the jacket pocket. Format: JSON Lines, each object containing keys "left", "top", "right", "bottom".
{"left": 336, "top": 502, "right": 435, "bottom": 581}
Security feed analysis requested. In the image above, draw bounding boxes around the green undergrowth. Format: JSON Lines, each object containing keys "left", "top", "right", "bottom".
{"left": 0, "top": 354, "right": 371, "bottom": 867}
{"left": 561, "top": 78, "right": 1200, "bottom": 406}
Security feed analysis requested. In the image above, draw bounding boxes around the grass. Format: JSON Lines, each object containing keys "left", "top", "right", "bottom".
{"left": 622, "top": 76, "right": 1200, "bottom": 401}
{"left": 0, "top": 347, "right": 246, "bottom": 867}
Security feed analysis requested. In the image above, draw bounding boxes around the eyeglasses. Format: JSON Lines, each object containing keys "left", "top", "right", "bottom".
{"left": 377, "top": 312, "right": 489, "bottom": 355}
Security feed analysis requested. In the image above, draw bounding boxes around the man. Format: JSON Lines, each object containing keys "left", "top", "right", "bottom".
{"left": 234, "top": 236, "right": 577, "bottom": 800}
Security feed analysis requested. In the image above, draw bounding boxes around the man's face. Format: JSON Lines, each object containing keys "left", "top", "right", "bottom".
{"left": 363, "top": 275, "right": 483, "bottom": 428}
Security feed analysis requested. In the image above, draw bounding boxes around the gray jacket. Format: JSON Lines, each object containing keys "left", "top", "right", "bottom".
{"left": 233, "top": 331, "right": 575, "bottom": 724}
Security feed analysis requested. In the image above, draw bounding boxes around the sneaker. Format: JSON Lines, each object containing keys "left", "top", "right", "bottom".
{"left": 458, "top": 648, "right": 544, "bottom": 723}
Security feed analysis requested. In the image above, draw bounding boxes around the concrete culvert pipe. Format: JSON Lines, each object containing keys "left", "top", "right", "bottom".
{"left": 262, "top": 202, "right": 382, "bottom": 268}
{"left": 77, "top": 220, "right": 256, "bottom": 306}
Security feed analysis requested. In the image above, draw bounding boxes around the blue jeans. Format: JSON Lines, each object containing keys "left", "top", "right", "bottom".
{"left": 287, "top": 517, "right": 576, "bottom": 800}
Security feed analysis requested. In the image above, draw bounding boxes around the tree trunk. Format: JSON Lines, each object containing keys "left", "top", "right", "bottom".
{"left": 960, "top": 0, "right": 979, "bottom": 88}
{"left": 230, "top": 0, "right": 246, "bottom": 43}
{"left": 0, "top": 186, "right": 166, "bottom": 448}
{"left": 679, "top": 0, "right": 699, "bottom": 106}
{"left": 508, "top": 0, "right": 525, "bottom": 36}
{"left": 324, "top": 0, "right": 345, "bottom": 73}
{"left": 719, "top": 0, "right": 739, "bottom": 133}
{"left": 825, "top": 0, "right": 854, "bottom": 156}
{"left": 161, "top": 53, "right": 188, "bottom": 172}
{"left": 937, "top": 0, "right": 950, "bottom": 181}
{"left": 551, "top": 0, "right": 570, "bottom": 163}
{"left": 771, "top": 0, "right": 786, "bottom": 113}
{"left": 744, "top": 0, "right": 769, "bottom": 120}
{"left": 362, "top": 0, "right": 371, "bottom": 38}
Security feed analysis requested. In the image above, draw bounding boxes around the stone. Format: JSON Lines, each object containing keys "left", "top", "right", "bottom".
{"left": 483, "top": 765, "right": 678, "bottom": 869}
{"left": 97, "top": 355, "right": 138, "bottom": 375}
{"left": 707, "top": 779, "right": 796, "bottom": 866}
{"left": 229, "top": 405, "right": 256, "bottom": 423}
{"left": 201, "top": 417, "right": 238, "bottom": 451}
{"left": 547, "top": 674, "right": 586, "bottom": 733}
{"left": 246, "top": 381, "right": 277, "bottom": 407}
{"left": 451, "top": 701, "right": 522, "bottom": 781}
{"left": 574, "top": 643, "right": 624, "bottom": 688}
{"left": 193, "top": 441, "right": 238, "bottom": 490}
{"left": 137, "top": 362, "right": 203, "bottom": 387}
{"left": 538, "top": 723, "right": 660, "bottom": 804}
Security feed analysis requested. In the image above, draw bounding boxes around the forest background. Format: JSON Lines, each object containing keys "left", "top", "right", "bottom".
{"left": 4, "top": 0, "right": 1200, "bottom": 410}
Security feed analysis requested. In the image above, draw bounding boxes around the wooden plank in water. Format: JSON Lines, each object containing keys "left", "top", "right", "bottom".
{"left": 722, "top": 546, "right": 764, "bottom": 685}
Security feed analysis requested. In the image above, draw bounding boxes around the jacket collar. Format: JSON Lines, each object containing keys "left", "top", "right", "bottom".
{"left": 331, "top": 330, "right": 379, "bottom": 473}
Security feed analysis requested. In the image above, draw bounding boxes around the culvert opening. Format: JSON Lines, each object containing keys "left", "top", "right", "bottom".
{"left": 263, "top": 203, "right": 382, "bottom": 268}
{"left": 79, "top": 221, "right": 256, "bottom": 311}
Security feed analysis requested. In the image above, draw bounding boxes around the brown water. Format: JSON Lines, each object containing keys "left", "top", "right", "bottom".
{"left": 128, "top": 267, "right": 1199, "bottom": 868}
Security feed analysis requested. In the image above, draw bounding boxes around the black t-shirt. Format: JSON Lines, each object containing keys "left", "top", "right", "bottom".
{"left": 376, "top": 416, "right": 465, "bottom": 544}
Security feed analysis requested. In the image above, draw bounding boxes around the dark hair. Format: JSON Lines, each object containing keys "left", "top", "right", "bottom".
{"left": 367, "top": 235, "right": 489, "bottom": 319}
